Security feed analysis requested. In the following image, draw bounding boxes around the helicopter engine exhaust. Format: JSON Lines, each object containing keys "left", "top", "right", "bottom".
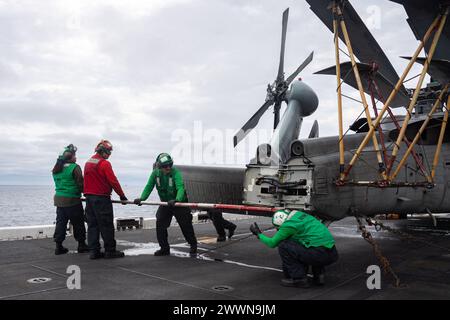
{"left": 269, "top": 81, "right": 319, "bottom": 164}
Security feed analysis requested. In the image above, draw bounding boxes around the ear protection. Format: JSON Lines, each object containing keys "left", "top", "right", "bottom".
{"left": 58, "top": 144, "right": 77, "bottom": 161}
{"left": 153, "top": 153, "right": 165, "bottom": 169}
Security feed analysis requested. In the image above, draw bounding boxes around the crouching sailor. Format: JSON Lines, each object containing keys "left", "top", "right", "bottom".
{"left": 52, "top": 144, "right": 89, "bottom": 255}
{"left": 250, "top": 209, "right": 338, "bottom": 287}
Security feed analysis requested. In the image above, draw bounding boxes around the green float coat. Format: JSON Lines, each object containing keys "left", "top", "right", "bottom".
{"left": 140, "top": 167, "right": 187, "bottom": 202}
{"left": 259, "top": 210, "right": 335, "bottom": 249}
{"left": 53, "top": 163, "right": 82, "bottom": 198}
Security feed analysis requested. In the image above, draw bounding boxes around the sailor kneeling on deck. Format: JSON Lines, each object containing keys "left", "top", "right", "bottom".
{"left": 134, "top": 153, "right": 198, "bottom": 256}
{"left": 250, "top": 209, "right": 338, "bottom": 288}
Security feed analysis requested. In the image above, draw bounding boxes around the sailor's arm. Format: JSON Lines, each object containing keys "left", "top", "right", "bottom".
{"left": 72, "top": 164, "right": 84, "bottom": 194}
{"left": 140, "top": 170, "right": 156, "bottom": 201}
{"left": 101, "top": 161, "right": 125, "bottom": 198}
{"left": 258, "top": 226, "right": 296, "bottom": 248}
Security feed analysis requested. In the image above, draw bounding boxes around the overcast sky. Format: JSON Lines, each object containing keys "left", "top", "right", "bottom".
{"left": 0, "top": 0, "right": 428, "bottom": 185}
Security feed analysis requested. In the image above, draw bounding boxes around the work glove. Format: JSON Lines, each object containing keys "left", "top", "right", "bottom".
{"left": 133, "top": 198, "right": 142, "bottom": 206}
{"left": 250, "top": 222, "right": 262, "bottom": 237}
{"left": 120, "top": 195, "right": 128, "bottom": 205}
{"left": 167, "top": 200, "right": 177, "bottom": 207}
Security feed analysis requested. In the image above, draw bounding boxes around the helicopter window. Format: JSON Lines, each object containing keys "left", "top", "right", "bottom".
{"left": 261, "top": 187, "right": 276, "bottom": 194}
{"left": 285, "top": 189, "right": 308, "bottom": 196}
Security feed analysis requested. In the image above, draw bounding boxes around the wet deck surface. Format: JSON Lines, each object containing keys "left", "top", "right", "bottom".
{"left": 1, "top": 215, "right": 450, "bottom": 300}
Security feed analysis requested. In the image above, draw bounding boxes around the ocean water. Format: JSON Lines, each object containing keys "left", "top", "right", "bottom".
{"left": 0, "top": 185, "right": 159, "bottom": 227}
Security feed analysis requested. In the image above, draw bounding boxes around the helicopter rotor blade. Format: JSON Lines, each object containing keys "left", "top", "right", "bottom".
{"left": 306, "top": 0, "right": 407, "bottom": 101}
{"left": 286, "top": 51, "right": 314, "bottom": 85}
{"left": 273, "top": 100, "right": 282, "bottom": 130}
{"left": 233, "top": 98, "right": 275, "bottom": 147}
{"left": 308, "top": 120, "right": 319, "bottom": 138}
{"left": 277, "top": 8, "right": 289, "bottom": 82}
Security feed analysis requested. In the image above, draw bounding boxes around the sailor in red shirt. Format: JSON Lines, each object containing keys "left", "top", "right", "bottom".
{"left": 84, "top": 140, "right": 128, "bottom": 259}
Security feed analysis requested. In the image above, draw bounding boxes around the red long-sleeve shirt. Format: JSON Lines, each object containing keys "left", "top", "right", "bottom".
{"left": 83, "top": 153, "right": 125, "bottom": 197}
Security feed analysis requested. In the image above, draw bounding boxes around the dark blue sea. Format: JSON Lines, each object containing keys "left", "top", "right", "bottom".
{"left": 0, "top": 185, "right": 159, "bottom": 227}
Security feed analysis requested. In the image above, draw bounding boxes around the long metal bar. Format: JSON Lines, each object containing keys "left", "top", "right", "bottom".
{"left": 333, "top": 11, "right": 345, "bottom": 179}
{"left": 336, "top": 5, "right": 386, "bottom": 180}
{"left": 431, "top": 94, "right": 450, "bottom": 179}
{"left": 81, "top": 198, "right": 280, "bottom": 213}
{"left": 387, "top": 10, "right": 448, "bottom": 177}
{"left": 390, "top": 85, "right": 449, "bottom": 181}
{"left": 341, "top": 14, "right": 442, "bottom": 181}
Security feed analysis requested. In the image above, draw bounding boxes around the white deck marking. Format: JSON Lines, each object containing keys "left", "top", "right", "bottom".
{"left": 117, "top": 239, "right": 282, "bottom": 272}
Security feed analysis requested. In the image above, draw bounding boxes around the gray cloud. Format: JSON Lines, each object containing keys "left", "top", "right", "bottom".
{"left": 0, "top": 0, "right": 423, "bottom": 185}
{"left": 0, "top": 99, "right": 85, "bottom": 125}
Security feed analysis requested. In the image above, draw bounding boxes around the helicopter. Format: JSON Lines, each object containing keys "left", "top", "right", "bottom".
{"left": 177, "top": 0, "right": 450, "bottom": 222}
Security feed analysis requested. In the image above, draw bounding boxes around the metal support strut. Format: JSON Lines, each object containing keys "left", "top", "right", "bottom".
{"left": 368, "top": 74, "right": 429, "bottom": 178}
{"left": 431, "top": 95, "right": 450, "bottom": 179}
{"left": 335, "top": 3, "right": 386, "bottom": 180}
{"left": 333, "top": 7, "right": 345, "bottom": 180}
{"left": 387, "top": 9, "right": 449, "bottom": 179}
{"left": 341, "top": 10, "right": 446, "bottom": 181}
{"left": 390, "top": 85, "right": 449, "bottom": 182}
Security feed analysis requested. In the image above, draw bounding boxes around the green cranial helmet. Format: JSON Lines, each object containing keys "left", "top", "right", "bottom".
{"left": 65, "top": 144, "right": 77, "bottom": 154}
{"left": 272, "top": 210, "right": 290, "bottom": 227}
{"left": 58, "top": 144, "right": 77, "bottom": 160}
{"left": 156, "top": 153, "right": 173, "bottom": 168}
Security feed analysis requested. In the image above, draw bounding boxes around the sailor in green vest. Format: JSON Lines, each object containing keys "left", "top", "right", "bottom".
{"left": 134, "top": 153, "right": 197, "bottom": 256}
{"left": 52, "top": 144, "right": 89, "bottom": 255}
{"left": 250, "top": 209, "right": 338, "bottom": 288}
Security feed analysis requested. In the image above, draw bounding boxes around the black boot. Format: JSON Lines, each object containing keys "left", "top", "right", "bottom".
{"left": 281, "top": 277, "right": 311, "bottom": 288}
{"left": 55, "top": 243, "right": 68, "bottom": 255}
{"left": 154, "top": 248, "right": 170, "bottom": 256}
{"left": 228, "top": 224, "right": 237, "bottom": 239}
{"left": 312, "top": 267, "right": 325, "bottom": 286}
{"left": 77, "top": 241, "right": 89, "bottom": 253}
{"left": 189, "top": 245, "right": 197, "bottom": 255}
{"left": 89, "top": 251, "right": 105, "bottom": 260}
{"left": 104, "top": 250, "right": 125, "bottom": 259}
{"left": 217, "top": 235, "right": 226, "bottom": 242}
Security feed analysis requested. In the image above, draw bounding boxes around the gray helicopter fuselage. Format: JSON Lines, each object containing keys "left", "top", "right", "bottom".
{"left": 240, "top": 127, "right": 450, "bottom": 220}
{"left": 303, "top": 134, "right": 450, "bottom": 220}
{"left": 179, "top": 128, "right": 450, "bottom": 221}
{"left": 180, "top": 77, "right": 450, "bottom": 222}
